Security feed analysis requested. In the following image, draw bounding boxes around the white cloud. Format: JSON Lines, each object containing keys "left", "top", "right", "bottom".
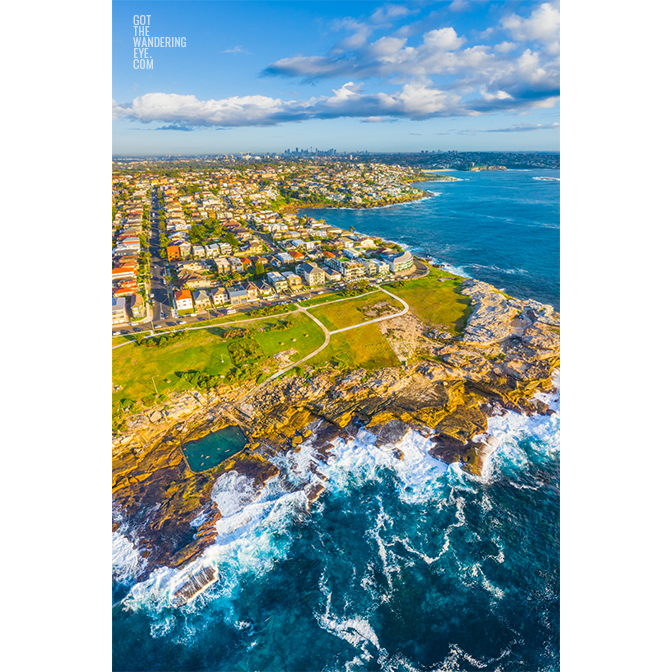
{"left": 448, "top": 0, "right": 470, "bottom": 11}
{"left": 422, "top": 27, "right": 465, "bottom": 51}
{"left": 494, "top": 41, "right": 517, "bottom": 54}
{"left": 370, "top": 4, "right": 417, "bottom": 24}
{"left": 502, "top": 2, "right": 560, "bottom": 54}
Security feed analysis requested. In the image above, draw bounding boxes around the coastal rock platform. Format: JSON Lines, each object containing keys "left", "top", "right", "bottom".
{"left": 113, "top": 276, "right": 559, "bottom": 581}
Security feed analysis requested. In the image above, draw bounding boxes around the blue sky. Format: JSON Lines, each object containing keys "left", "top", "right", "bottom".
{"left": 113, "top": 0, "right": 560, "bottom": 155}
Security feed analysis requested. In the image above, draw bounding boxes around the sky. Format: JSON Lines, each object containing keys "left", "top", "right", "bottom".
{"left": 112, "top": 0, "right": 560, "bottom": 155}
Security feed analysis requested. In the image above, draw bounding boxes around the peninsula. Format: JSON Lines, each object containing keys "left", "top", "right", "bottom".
{"left": 112, "top": 159, "right": 560, "bottom": 601}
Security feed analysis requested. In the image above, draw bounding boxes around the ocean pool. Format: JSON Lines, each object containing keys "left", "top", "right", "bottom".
{"left": 182, "top": 426, "right": 247, "bottom": 472}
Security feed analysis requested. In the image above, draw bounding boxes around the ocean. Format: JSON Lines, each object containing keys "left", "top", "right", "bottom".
{"left": 113, "top": 170, "right": 560, "bottom": 671}
{"left": 304, "top": 169, "right": 560, "bottom": 311}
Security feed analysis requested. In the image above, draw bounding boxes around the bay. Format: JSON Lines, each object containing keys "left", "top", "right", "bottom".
{"left": 302, "top": 169, "right": 560, "bottom": 310}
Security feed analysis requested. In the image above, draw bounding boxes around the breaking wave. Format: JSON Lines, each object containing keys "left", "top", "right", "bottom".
{"left": 114, "top": 374, "right": 559, "bottom": 670}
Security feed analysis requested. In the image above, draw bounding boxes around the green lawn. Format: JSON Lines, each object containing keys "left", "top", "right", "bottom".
{"left": 113, "top": 313, "right": 324, "bottom": 409}
{"left": 298, "top": 287, "right": 371, "bottom": 307}
{"left": 254, "top": 313, "right": 325, "bottom": 359}
{"left": 307, "top": 291, "right": 404, "bottom": 331}
{"left": 112, "top": 335, "right": 136, "bottom": 347}
{"left": 382, "top": 266, "right": 472, "bottom": 334}
{"left": 311, "top": 323, "right": 400, "bottom": 371}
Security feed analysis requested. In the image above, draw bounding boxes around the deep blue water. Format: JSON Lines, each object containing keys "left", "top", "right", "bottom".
{"left": 304, "top": 169, "right": 560, "bottom": 310}
{"left": 113, "top": 172, "right": 560, "bottom": 671}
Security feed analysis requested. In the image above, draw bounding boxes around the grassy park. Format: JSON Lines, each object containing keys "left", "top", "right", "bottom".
{"left": 383, "top": 266, "right": 472, "bottom": 334}
{"left": 311, "top": 323, "right": 400, "bottom": 371}
{"left": 112, "top": 312, "right": 325, "bottom": 410}
{"left": 112, "top": 267, "right": 474, "bottom": 419}
{"left": 306, "top": 290, "right": 405, "bottom": 331}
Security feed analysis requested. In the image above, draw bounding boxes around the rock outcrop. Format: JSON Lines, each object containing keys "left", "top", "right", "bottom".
{"left": 113, "top": 276, "right": 559, "bottom": 579}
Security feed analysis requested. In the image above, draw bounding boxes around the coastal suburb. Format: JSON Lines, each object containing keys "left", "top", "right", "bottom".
{"left": 112, "top": 155, "right": 560, "bottom": 605}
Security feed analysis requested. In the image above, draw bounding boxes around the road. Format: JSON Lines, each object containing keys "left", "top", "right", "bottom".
{"left": 147, "top": 188, "right": 173, "bottom": 325}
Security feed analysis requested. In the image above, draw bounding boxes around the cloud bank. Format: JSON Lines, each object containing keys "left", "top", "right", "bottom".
{"left": 114, "top": 1, "right": 559, "bottom": 130}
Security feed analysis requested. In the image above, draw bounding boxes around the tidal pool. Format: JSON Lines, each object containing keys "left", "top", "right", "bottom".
{"left": 182, "top": 426, "right": 247, "bottom": 471}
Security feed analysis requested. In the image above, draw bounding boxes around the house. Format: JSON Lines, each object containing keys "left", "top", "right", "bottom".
{"left": 205, "top": 243, "right": 220, "bottom": 258}
{"left": 358, "top": 237, "right": 376, "bottom": 248}
{"left": 166, "top": 245, "right": 181, "bottom": 261}
{"left": 244, "top": 240, "right": 264, "bottom": 255}
{"left": 214, "top": 257, "right": 231, "bottom": 274}
{"left": 113, "top": 280, "right": 138, "bottom": 297}
{"left": 112, "top": 266, "right": 136, "bottom": 281}
{"left": 177, "top": 269, "right": 211, "bottom": 289}
{"left": 228, "top": 256, "right": 244, "bottom": 273}
{"left": 211, "top": 287, "right": 229, "bottom": 307}
{"left": 112, "top": 296, "right": 127, "bottom": 325}
{"left": 193, "top": 245, "right": 206, "bottom": 258}
{"left": 321, "top": 266, "right": 342, "bottom": 283}
{"left": 272, "top": 252, "right": 294, "bottom": 267}
{"left": 385, "top": 250, "right": 414, "bottom": 274}
{"left": 256, "top": 280, "right": 275, "bottom": 298}
{"left": 267, "top": 271, "right": 288, "bottom": 292}
{"left": 324, "top": 257, "right": 366, "bottom": 280}
{"left": 296, "top": 262, "right": 325, "bottom": 287}
{"left": 370, "top": 259, "right": 390, "bottom": 276}
{"left": 193, "top": 289, "right": 212, "bottom": 311}
{"left": 244, "top": 281, "right": 260, "bottom": 302}
{"left": 287, "top": 250, "right": 305, "bottom": 262}
{"left": 282, "top": 271, "right": 303, "bottom": 291}
{"left": 175, "top": 289, "right": 193, "bottom": 311}
{"left": 218, "top": 242, "right": 232, "bottom": 256}
{"left": 227, "top": 286, "right": 248, "bottom": 306}
{"left": 129, "top": 293, "right": 145, "bottom": 319}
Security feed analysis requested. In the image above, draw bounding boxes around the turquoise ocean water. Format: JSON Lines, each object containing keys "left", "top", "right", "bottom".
{"left": 113, "top": 170, "right": 560, "bottom": 671}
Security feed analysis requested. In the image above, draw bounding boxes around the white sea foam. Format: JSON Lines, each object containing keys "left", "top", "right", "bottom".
{"left": 321, "top": 427, "right": 449, "bottom": 503}
{"left": 484, "top": 371, "right": 560, "bottom": 477}
{"left": 440, "top": 263, "right": 472, "bottom": 278}
{"left": 468, "top": 263, "right": 530, "bottom": 276}
{"left": 315, "top": 580, "right": 385, "bottom": 662}
{"left": 121, "top": 468, "right": 309, "bottom": 615}
{"left": 112, "top": 531, "right": 146, "bottom": 585}
{"left": 118, "top": 369, "right": 559, "bottom": 623}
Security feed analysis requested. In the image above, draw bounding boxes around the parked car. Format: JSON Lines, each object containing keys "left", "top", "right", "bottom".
{"left": 133, "top": 327, "right": 142, "bottom": 333}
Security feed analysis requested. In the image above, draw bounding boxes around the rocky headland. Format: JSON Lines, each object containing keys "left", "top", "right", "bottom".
{"left": 113, "top": 276, "right": 559, "bottom": 581}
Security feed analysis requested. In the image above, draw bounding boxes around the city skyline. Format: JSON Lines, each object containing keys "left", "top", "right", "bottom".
{"left": 113, "top": 1, "right": 560, "bottom": 155}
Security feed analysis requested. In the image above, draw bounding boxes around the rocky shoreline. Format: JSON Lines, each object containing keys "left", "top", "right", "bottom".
{"left": 113, "top": 276, "right": 559, "bottom": 582}
{"left": 277, "top": 189, "right": 432, "bottom": 214}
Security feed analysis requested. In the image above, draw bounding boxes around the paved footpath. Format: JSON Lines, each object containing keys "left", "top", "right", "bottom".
{"left": 248, "top": 287, "right": 408, "bottom": 394}
{"left": 114, "top": 286, "right": 410, "bottom": 398}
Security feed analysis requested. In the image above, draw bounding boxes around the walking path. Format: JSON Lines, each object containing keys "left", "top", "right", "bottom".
{"left": 329, "top": 287, "right": 409, "bottom": 334}
{"left": 114, "top": 285, "right": 410, "bottom": 397}
{"left": 246, "top": 287, "right": 408, "bottom": 395}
